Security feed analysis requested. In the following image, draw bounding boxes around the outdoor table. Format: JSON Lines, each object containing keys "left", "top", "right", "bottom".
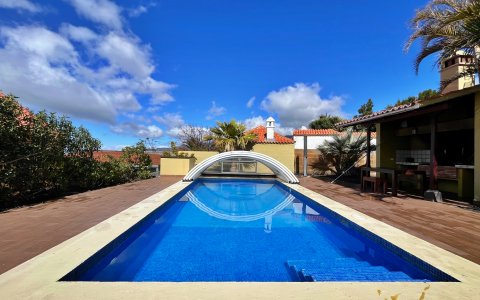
{"left": 361, "top": 167, "right": 398, "bottom": 196}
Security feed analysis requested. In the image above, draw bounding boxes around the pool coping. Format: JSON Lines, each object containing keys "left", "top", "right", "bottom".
{"left": 0, "top": 180, "right": 479, "bottom": 299}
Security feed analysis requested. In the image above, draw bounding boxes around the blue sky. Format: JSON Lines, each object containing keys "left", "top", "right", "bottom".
{"left": 0, "top": 0, "right": 439, "bottom": 149}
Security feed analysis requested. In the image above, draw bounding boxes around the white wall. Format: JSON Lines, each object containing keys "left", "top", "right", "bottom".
{"left": 294, "top": 135, "right": 376, "bottom": 150}
{"left": 293, "top": 136, "right": 335, "bottom": 149}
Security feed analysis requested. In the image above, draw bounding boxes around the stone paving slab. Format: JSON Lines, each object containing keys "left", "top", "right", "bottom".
{"left": 0, "top": 176, "right": 182, "bottom": 275}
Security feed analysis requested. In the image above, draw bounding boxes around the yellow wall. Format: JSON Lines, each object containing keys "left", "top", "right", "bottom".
{"left": 179, "top": 151, "right": 218, "bottom": 165}
{"left": 441, "top": 63, "right": 475, "bottom": 94}
{"left": 377, "top": 122, "right": 412, "bottom": 169}
{"left": 474, "top": 92, "right": 480, "bottom": 205}
{"left": 252, "top": 144, "right": 295, "bottom": 174}
{"left": 160, "top": 157, "right": 195, "bottom": 176}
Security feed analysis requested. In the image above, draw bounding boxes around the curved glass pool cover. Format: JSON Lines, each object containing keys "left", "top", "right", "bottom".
{"left": 62, "top": 179, "right": 457, "bottom": 282}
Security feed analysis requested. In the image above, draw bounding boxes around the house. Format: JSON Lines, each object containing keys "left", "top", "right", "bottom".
{"left": 247, "top": 117, "right": 295, "bottom": 173}
{"left": 292, "top": 128, "right": 376, "bottom": 175}
{"left": 337, "top": 54, "right": 479, "bottom": 204}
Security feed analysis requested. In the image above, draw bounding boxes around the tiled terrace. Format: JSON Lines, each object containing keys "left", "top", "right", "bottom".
{"left": 298, "top": 177, "right": 480, "bottom": 265}
{"left": 0, "top": 176, "right": 182, "bottom": 274}
{"left": 0, "top": 175, "right": 479, "bottom": 276}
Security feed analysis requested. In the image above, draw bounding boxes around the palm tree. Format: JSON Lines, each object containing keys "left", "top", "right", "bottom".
{"left": 317, "top": 130, "right": 367, "bottom": 175}
{"left": 205, "top": 120, "right": 257, "bottom": 152}
{"left": 405, "top": 0, "right": 480, "bottom": 89}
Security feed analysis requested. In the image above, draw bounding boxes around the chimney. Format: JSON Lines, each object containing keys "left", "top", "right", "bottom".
{"left": 266, "top": 117, "right": 275, "bottom": 140}
{"left": 440, "top": 50, "right": 476, "bottom": 94}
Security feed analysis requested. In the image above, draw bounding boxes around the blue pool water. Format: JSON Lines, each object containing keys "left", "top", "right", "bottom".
{"left": 62, "top": 178, "right": 457, "bottom": 282}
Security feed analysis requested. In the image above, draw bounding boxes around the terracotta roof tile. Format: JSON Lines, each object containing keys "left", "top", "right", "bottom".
{"left": 336, "top": 101, "right": 420, "bottom": 127}
{"left": 293, "top": 129, "right": 340, "bottom": 136}
{"left": 247, "top": 126, "right": 294, "bottom": 144}
{"left": 293, "top": 129, "right": 376, "bottom": 138}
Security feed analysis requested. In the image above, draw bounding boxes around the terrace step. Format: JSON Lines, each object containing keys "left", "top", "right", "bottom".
{"left": 286, "top": 258, "right": 423, "bottom": 282}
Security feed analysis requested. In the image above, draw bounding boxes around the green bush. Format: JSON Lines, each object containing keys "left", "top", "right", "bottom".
{"left": 0, "top": 93, "right": 153, "bottom": 210}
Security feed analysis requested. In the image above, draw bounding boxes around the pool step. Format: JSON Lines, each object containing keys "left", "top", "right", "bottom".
{"left": 286, "top": 258, "right": 424, "bottom": 282}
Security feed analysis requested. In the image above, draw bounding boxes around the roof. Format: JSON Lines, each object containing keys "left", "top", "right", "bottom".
{"left": 248, "top": 126, "right": 294, "bottom": 144}
{"left": 337, "top": 85, "right": 480, "bottom": 127}
{"left": 336, "top": 101, "right": 420, "bottom": 127}
{"left": 293, "top": 128, "right": 376, "bottom": 138}
{"left": 93, "top": 151, "right": 161, "bottom": 165}
{"left": 293, "top": 129, "right": 340, "bottom": 136}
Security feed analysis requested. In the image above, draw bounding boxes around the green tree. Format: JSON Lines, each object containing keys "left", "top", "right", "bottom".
{"left": 0, "top": 93, "right": 102, "bottom": 208}
{"left": 385, "top": 89, "right": 440, "bottom": 109}
{"left": 355, "top": 99, "right": 374, "bottom": 118}
{"left": 405, "top": 0, "right": 480, "bottom": 89}
{"left": 205, "top": 120, "right": 257, "bottom": 152}
{"left": 308, "top": 114, "right": 344, "bottom": 130}
{"left": 120, "top": 141, "right": 152, "bottom": 180}
{"left": 0, "top": 92, "right": 155, "bottom": 210}
{"left": 418, "top": 88, "right": 440, "bottom": 100}
{"left": 317, "top": 130, "right": 367, "bottom": 175}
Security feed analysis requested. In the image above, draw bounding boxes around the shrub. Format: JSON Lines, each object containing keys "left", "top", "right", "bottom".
{"left": 0, "top": 93, "right": 155, "bottom": 210}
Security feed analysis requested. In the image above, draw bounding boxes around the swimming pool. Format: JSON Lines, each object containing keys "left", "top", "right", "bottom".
{"left": 62, "top": 178, "right": 456, "bottom": 282}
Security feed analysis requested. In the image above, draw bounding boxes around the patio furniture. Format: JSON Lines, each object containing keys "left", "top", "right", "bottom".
{"left": 362, "top": 176, "right": 387, "bottom": 194}
{"left": 361, "top": 167, "right": 398, "bottom": 196}
{"left": 398, "top": 170, "right": 427, "bottom": 195}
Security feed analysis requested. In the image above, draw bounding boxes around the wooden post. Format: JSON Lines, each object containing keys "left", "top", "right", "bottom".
{"left": 303, "top": 135, "right": 308, "bottom": 177}
{"left": 429, "top": 115, "right": 438, "bottom": 189}
{"left": 366, "top": 125, "right": 371, "bottom": 169}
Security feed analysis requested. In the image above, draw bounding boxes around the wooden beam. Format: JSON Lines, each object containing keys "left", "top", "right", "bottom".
{"left": 303, "top": 136, "right": 308, "bottom": 177}
{"left": 430, "top": 115, "right": 438, "bottom": 189}
{"left": 395, "top": 118, "right": 474, "bottom": 136}
{"left": 366, "top": 125, "right": 371, "bottom": 170}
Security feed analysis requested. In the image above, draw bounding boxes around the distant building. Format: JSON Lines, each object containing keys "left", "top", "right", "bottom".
{"left": 440, "top": 50, "right": 476, "bottom": 94}
{"left": 337, "top": 85, "right": 479, "bottom": 203}
{"left": 292, "top": 128, "right": 376, "bottom": 175}
{"left": 247, "top": 117, "right": 295, "bottom": 173}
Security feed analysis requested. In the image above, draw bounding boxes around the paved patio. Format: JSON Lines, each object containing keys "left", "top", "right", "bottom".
{"left": 0, "top": 175, "right": 479, "bottom": 276}
{"left": 299, "top": 176, "right": 480, "bottom": 265}
{"left": 0, "top": 176, "right": 182, "bottom": 275}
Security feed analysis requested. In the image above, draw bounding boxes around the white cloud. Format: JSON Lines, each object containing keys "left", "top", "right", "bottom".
{"left": 246, "top": 96, "right": 255, "bottom": 108}
{"left": 146, "top": 106, "right": 161, "bottom": 113}
{"left": 243, "top": 116, "right": 265, "bottom": 129}
{"left": 111, "top": 122, "right": 163, "bottom": 138}
{"left": 68, "top": 0, "right": 123, "bottom": 30}
{"left": 153, "top": 112, "right": 186, "bottom": 138}
{"left": 0, "top": 24, "right": 174, "bottom": 123}
{"left": 0, "top": 0, "right": 41, "bottom": 12}
{"left": 128, "top": 2, "right": 157, "bottom": 17}
{"left": 129, "top": 5, "right": 147, "bottom": 17}
{"left": 154, "top": 113, "right": 185, "bottom": 128}
{"left": 166, "top": 127, "right": 182, "bottom": 137}
{"left": 261, "top": 83, "right": 345, "bottom": 128}
{"left": 0, "top": 26, "right": 117, "bottom": 122}
{"left": 206, "top": 101, "right": 226, "bottom": 120}
{"left": 60, "top": 24, "right": 98, "bottom": 44}
{"left": 97, "top": 33, "right": 153, "bottom": 78}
